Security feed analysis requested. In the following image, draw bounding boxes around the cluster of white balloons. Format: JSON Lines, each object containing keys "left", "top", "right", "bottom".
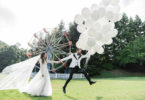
{"left": 74, "top": 0, "right": 122, "bottom": 55}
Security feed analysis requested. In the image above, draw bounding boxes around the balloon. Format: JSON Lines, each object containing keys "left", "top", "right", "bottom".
{"left": 79, "top": 33, "right": 87, "bottom": 39}
{"left": 74, "top": 2, "right": 121, "bottom": 55}
{"left": 93, "top": 45, "right": 101, "bottom": 52}
{"left": 88, "top": 49, "right": 96, "bottom": 55}
{"left": 102, "top": 22, "right": 115, "bottom": 33}
{"left": 97, "top": 47, "right": 104, "bottom": 54}
{"left": 95, "top": 31, "right": 103, "bottom": 40}
{"left": 81, "top": 7, "right": 91, "bottom": 19}
{"left": 101, "top": 34, "right": 111, "bottom": 43}
{"left": 110, "top": 0, "right": 120, "bottom": 6}
{"left": 91, "top": 4, "right": 98, "bottom": 10}
{"left": 93, "top": 23, "right": 101, "bottom": 30}
{"left": 112, "top": 13, "right": 122, "bottom": 22}
{"left": 96, "top": 41, "right": 104, "bottom": 46}
{"left": 87, "top": 28, "right": 96, "bottom": 37}
{"left": 98, "top": 7, "right": 106, "bottom": 18}
{"left": 102, "top": 0, "right": 112, "bottom": 6}
{"left": 101, "top": 24, "right": 112, "bottom": 34}
{"left": 74, "top": 14, "right": 83, "bottom": 25}
{"left": 105, "top": 11, "right": 114, "bottom": 21}
{"left": 112, "top": 5, "right": 121, "bottom": 13}
{"left": 104, "top": 38, "right": 113, "bottom": 45}
{"left": 87, "top": 37, "right": 96, "bottom": 47}
{"left": 91, "top": 10, "right": 100, "bottom": 21}
{"left": 85, "top": 19, "right": 94, "bottom": 29}
{"left": 97, "top": 17, "right": 108, "bottom": 26}
{"left": 110, "top": 29, "right": 118, "bottom": 37}
{"left": 76, "top": 41, "right": 82, "bottom": 49}
{"left": 77, "top": 24, "right": 86, "bottom": 33}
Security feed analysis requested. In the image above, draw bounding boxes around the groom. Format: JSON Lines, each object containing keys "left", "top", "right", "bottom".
{"left": 60, "top": 48, "right": 96, "bottom": 94}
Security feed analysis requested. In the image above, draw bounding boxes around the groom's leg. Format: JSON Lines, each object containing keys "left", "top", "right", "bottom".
{"left": 80, "top": 69, "right": 92, "bottom": 84}
{"left": 63, "top": 68, "right": 75, "bottom": 89}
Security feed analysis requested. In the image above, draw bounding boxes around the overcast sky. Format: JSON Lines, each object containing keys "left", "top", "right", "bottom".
{"left": 0, "top": 0, "right": 145, "bottom": 48}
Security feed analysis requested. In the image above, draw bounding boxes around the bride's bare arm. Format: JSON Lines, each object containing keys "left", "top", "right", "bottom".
{"left": 47, "top": 60, "right": 59, "bottom": 64}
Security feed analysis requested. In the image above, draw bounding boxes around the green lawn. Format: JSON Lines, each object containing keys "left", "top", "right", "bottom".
{"left": 0, "top": 77, "right": 145, "bottom": 100}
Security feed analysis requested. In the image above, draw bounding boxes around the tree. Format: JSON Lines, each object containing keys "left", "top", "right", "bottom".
{"left": 0, "top": 42, "right": 27, "bottom": 72}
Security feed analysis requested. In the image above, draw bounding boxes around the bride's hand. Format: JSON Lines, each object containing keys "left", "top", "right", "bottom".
{"left": 42, "top": 74, "right": 44, "bottom": 77}
{"left": 52, "top": 68, "right": 56, "bottom": 72}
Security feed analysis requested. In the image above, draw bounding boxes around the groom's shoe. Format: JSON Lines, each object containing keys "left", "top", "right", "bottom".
{"left": 90, "top": 81, "right": 96, "bottom": 85}
{"left": 63, "top": 87, "right": 66, "bottom": 94}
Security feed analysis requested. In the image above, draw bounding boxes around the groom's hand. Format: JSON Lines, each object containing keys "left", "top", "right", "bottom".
{"left": 58, "top": 61, "right": 62, "bottom": 64}
{"left": 42, "top": 74, "right": 44, "bottom": 77}
{"left": 63, "top": 63, "right": 67, "bottom": 67}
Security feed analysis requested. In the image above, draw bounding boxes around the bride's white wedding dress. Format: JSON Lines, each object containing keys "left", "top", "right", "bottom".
{"left": 0, "top": 55, "right": 55, "bottom": 97}
{"left": 24, "top": 59, "right": 52, "bottom": 96}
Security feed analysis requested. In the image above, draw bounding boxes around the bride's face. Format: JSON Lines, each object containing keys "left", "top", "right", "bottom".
{"left": 43, "top": 53, "right": 47, "bottom": 59}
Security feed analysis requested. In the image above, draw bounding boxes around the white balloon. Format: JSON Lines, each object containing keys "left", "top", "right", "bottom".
{"left": 96, "top": 41, "right": 104, "bottom": 46}
{"left": 93, "top": 45, "right": 101, "bottom": 52}
{"left": 88, "top": 49, "right": 96, "bottom": 55}
{"left": 98, "top": 7, "right": 106, "bottom": 18}
{"left": 112, "top": 5, "right": 121, "bottom": 13}
{"left": 110, "top": 0, "right": 120, "bottom": 6}
{"left": 101, "top": 23, "right": 112, "bottom": 33}
{"left": 91, "top": 10, "right": 100, "bottom": 21}
{"left": 112, "top": 13, "right": 122, "bottom": 22}
{"left": 102, "top": 0, "right": 112, "bottom": 6}
{"left": 101, "top": 34, "right": 111, "bottom": 43}
{"left": 79, "top": 33, "right": 88, "bottom": 39}
{"left": 91, "top": 4, "right": 98, "bottom": 10}
{"left": 74, "top": 2, "right": 122, "bottom": 55}
{"left": 105, "top": 11, "right": 114, "bottom": 21}
{"left": 97, "top": 47, "right": 104, "bottom": 54}
{"left": 76, "top": 41, "right": 81, "bottom": 48}
{"left": 87, "top": 28, "right": 96, "bottom": 37}
{"left": 95, "top": 31, "right": 103, "bottom": 40}
{"left": 105, "top": 38, "right": 113, "bottom": 45}
{"left": 85, "top": 19, "right": 94, "bottom": 29}
{"left": 110, "top": 29, "right": 118, "bottom": 37}
{"left": 87, "top": 37, "right": 96, "bottom": 47}
{"left": 77, "top": 24, "right": 86, "bottom": 33}
{"left": 93, "top": 23, "right": 101, "bottom": 30}
{"left": 81, "top": 7, "right": 91, "bottom": 19}
{"left": 97, "top": 17, "right": 108, "bottom": 26}
{"left": 76, "top": 40, "right": 86, "bottom": 50}
{"left": 74, "top": 14, "right": 83, "bottom": 25}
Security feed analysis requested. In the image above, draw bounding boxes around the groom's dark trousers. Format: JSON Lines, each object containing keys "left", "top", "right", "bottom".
{"left": 63, "top": 66, "right": 91, "bottom": 88}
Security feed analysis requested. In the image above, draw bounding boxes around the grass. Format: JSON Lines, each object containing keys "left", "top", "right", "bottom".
{"left": 0, "top": 77, "right": 145, "bottom": 100}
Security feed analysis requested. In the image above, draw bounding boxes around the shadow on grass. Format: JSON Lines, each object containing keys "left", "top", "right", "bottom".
{"left": 96, "top": 96, "right": 103, "bottom": 100}
{"left": 23, "top": 93, "right": 52, "bottom": 100}
{"left": 65, "top": 94, "right": 78, "bottom": 100}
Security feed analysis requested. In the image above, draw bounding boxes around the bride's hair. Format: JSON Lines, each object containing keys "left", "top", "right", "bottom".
{"left": 41, "top": 53, "right": 46, "bottom": 64}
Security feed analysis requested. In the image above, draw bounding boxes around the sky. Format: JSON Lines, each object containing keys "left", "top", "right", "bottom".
{"left": 0, "top": 0, "right": 145, "bottom": 48}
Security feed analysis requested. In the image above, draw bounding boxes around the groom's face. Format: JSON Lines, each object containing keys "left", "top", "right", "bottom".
{"left": 77, "top": 49, "right": 82, "bottom": 54}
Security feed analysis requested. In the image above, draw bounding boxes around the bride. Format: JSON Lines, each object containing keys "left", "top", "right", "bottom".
{"left": 0, "top": 52, "right": 59, "bottom": 96}
{"left": 24, "top": 52, "right": 59, "bottom": 96}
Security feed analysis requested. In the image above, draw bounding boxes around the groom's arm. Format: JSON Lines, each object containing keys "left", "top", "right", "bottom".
{"left": 60, "top": 54, "right": 73, "bottom": 62}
